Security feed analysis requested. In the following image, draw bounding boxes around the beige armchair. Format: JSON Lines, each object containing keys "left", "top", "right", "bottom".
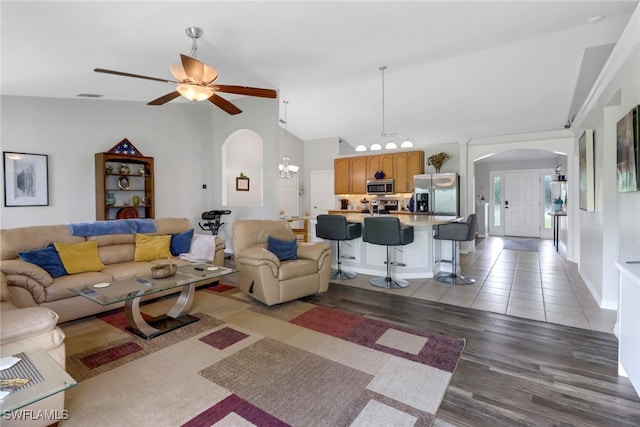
{"left": 1, "top": 272, "right": 68, "bottom": 426}
{"left": 232, "top": 219, "right": 331, "bottom": 306}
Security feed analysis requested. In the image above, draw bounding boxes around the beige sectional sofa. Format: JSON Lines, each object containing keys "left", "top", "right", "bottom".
{"left": 0, "top": 218, "right": 225, "bottom": 323}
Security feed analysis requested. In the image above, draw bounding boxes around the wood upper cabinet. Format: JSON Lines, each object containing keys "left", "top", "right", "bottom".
{"left": 334, "top": 150, "right": 423, "bottom": 194}
{"left": 393, "top": 150, "right": 425, "bottom": 193}
{"left": 366, "top": 156, "right": 380, "bottom": 180}
{"left": 394, "top": 153, "right": 409, "bottom": 193}
{"left": 379, "top": 154, "right": 394, "bottom": 178}
{"left": 350, "top": 156, "right": 367, "bottom": 194}
{"left": 366, "top": 153, "right": 394, "bottom": 180}
{"left": 334, "top": 158, "right": 350, "bottom": 194}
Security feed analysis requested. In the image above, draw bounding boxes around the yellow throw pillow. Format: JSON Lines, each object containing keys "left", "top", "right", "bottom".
{"left": 134, "top": 234, "right": 172, "bottom": 262}
{"left": 54, "top": 241, "right": 105, "bottom": 274}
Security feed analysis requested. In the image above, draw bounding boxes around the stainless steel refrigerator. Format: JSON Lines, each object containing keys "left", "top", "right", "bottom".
{"left": 413, "top": 173, "right": 460, "bottom": 215}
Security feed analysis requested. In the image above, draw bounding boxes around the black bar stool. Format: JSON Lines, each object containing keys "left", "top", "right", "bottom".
{"left": 362, "top": 216, "right": 414, "bottom": 289}
{"left": 315, "top": 214, "right": 362, "bottom": 279}
{"left": 433, "top": 214, "right": 477, "bottom": 285}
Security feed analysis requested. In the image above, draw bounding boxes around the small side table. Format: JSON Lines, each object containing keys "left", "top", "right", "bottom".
{"left": 0, "top": 341, "right": 76, "bottom": 413}
{"left": 548, "top": 211, "right": 567, "bottom": 251}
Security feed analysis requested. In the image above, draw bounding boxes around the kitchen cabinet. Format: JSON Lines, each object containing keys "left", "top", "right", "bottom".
{"left": 334, "top": 158, "right": 350, "bottom": 194}
{"left": 334, "top": 150, "right": 424, "bottom": 194}
{"left": 350, "top": 156, "right": 367, "bottom": 194}
{"left": 394, "top": 150, "right": 424, "bottom": 193}
{"left": 334, "top": 156, "right": 366, "bottom": 194}
{"left": 366, "top": 154, "right": 394, "bottom": 181}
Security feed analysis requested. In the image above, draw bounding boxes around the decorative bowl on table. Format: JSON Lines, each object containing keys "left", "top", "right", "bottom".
{"left": 151, "top": 263, "right": 177, "bottom": 279}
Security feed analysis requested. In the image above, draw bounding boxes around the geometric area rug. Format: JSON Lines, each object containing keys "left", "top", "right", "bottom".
{"left": 62, "top": 289, "right": 465, "bottom": 426}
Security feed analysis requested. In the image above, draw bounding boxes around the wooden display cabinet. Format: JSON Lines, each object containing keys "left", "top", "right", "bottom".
{"left": 95, "top": 152, "right": 154, "bottom": 220}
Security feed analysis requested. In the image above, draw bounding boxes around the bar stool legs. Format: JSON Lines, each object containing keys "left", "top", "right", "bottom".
{"left": 370, "top": 247, "right": 410, "bottom": 289}
{"left": 331, "top": 241, "right": 357, "bottom": 280}
{"left": 434, "top": 241, "right": 475, "bottom": 285}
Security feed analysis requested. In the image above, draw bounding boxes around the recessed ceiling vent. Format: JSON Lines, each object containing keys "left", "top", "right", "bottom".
{"left": 76, "top": 93, "right": 104, "bottom": 98}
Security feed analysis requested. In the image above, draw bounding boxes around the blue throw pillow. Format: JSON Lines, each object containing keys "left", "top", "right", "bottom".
{"left": 267, "top": 236, "right": 298, "bottom": 261}
{"left": 170, "top": 228, "right": 194, "bottom": 256}
{"left": 18, "top": 244, "right": 68, "bottom": 278}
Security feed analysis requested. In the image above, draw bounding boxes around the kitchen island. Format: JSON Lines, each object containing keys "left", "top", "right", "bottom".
{"left": 311, "top": 213, "right": 460, "bottom": 280}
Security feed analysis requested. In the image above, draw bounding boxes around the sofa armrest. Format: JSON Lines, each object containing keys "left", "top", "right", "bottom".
{"left": 235, "top": 246, "right": 280, "bottom": 276}
{"left": 296, "top": 242, "right": 331, "bottom": 262}
{"left": 0, "top": 307, "right": 59, "bottom": 344}
{"left": 1, "top": 259, "right": 54, "bottom": 288}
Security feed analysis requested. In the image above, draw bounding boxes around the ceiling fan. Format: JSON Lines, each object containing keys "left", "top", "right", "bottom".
{"left": 94, "top": 27, "right": 277, "bottom": 114}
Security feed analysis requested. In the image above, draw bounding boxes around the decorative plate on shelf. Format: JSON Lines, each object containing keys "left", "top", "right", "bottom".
{"left": 117, "top": 176, "right": 131, "bottom": 190}
{"left": 116, "top": 207, "right": 138, "bottom": 219}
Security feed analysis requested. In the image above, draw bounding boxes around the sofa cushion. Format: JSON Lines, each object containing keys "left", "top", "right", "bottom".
{"left": 54, "top": 241, "right": 105, "bottom": 274}
{"left": 134, "top": 234, "right": 172, "bottom": 261}
{"left": 267, "top": 236, "right": 298, "bottom": 261}
{"left": 170, "top": 228, "right": 194, "bottom": 256}
{"left": 18, "top": 244, "right": 67, "bottom": 278}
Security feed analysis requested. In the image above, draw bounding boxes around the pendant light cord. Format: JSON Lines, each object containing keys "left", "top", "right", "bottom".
{"left": 380, "top": 66, "right": 386, "bottom": 136}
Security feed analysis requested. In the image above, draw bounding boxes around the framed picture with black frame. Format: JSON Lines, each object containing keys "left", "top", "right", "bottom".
{"left": 3, "top": 152, "right": 49, "bottom": 207}
{"left": 236, "top": 177, "right": 250, "bottom": 191}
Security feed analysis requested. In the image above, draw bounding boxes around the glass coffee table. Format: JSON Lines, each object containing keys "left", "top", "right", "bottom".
{"left": 69, "top": 263, "right": 234, "bottom": 340}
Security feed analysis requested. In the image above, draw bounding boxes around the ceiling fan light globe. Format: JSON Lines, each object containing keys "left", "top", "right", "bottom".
{"left": 177, "top": 84, "right": 213, "bottom": 101}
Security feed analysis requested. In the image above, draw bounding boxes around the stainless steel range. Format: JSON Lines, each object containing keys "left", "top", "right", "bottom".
{"left": 370, "top": 199, "right": 398, "bottom": 214}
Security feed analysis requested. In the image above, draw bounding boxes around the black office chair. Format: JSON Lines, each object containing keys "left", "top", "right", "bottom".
{"left": 433, "top": 214, "right": 477, "bottom": 285}
{"left": 315, "top": 215, "right": 362, "bottom": 279}
{"left": 362, "top": 216, "right": 414, "bottom": 289}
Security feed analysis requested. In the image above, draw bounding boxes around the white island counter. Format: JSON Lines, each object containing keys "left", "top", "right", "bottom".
{"left": 311, "top": 213, "right": 460, "bottom": 279}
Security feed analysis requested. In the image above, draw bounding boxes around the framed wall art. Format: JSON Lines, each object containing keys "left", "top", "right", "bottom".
{"left": 236, "top": 176, "right": 250, "bottom": 191}
{"left": 3, "top": 152, "right": 49, "bottom": 207}
{"left": 578, "top": 129, "right": 595, "bottom": 211}
{"left": 616, "top": 105, "right": 639, "bottom": 192}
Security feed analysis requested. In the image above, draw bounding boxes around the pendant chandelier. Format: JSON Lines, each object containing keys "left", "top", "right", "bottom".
{"left": 356, "top": 66, "right": 413, "bottom": 152}
{"left": 279, "top": 100, "right": 299, "bottom": 179}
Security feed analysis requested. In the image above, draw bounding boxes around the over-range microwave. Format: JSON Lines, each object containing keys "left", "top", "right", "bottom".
{"left": 366, "top": 179, "right": 394, "bottom": 195}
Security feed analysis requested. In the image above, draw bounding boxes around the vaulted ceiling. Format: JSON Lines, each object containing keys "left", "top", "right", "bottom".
{"left": 1, "top": 1, "right": 637, "bottom": 148}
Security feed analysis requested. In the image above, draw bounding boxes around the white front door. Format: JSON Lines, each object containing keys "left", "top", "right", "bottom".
{"left": 310, "top": 170, "right": 336, "bottom": 218}
{"left": 504, "top": 171, "right": 541, "bottom": 237}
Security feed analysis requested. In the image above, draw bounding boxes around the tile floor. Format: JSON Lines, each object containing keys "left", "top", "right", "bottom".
{"left": 332, "top": 236, "right": 617, "bottom": 333}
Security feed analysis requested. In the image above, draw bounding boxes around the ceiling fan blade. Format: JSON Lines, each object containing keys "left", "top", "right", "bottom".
{"left": 180, "top": 54, "right": 204, "bottom": 83}
{"left": 213, "top": 85, "right": 277, "bottom": 98}
{"left": 208, "top": 94, "right": 242, "bottom": 115}
{"left": 94, "top": 68, "right": 178, "bottom": 84}
{"left": 148, "top": 91, "right": 181, "bottom": 106}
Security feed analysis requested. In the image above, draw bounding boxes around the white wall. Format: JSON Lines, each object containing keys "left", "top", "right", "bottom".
{"left": 209, "top": 96, "right": 280, "bottom": 251}
{"left": 303, "top": 137, "right": 341, "bottom": 214}
{"left": 570, "top": 5, "right": 640, "bottom": 309}
{"left": 0, "top": 96, "right": 215, "bottom": 229}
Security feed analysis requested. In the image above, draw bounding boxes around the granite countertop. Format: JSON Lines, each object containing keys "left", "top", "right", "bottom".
{"left": 337, "top": 212, "right": 460, "bottom": 226}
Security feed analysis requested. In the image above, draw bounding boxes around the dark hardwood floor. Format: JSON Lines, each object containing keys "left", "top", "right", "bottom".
{"left": 302, "top": 283, "right": 640, "bottom": 427}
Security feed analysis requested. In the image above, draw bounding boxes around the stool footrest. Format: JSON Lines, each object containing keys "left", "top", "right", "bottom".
{"left": 435, "top": 259, "right": 452, "bottom": 264}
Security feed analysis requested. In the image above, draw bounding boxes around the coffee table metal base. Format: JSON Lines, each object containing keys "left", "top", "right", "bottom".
{"left": 124, "top": 281, "right": 198, "bottom": 339}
